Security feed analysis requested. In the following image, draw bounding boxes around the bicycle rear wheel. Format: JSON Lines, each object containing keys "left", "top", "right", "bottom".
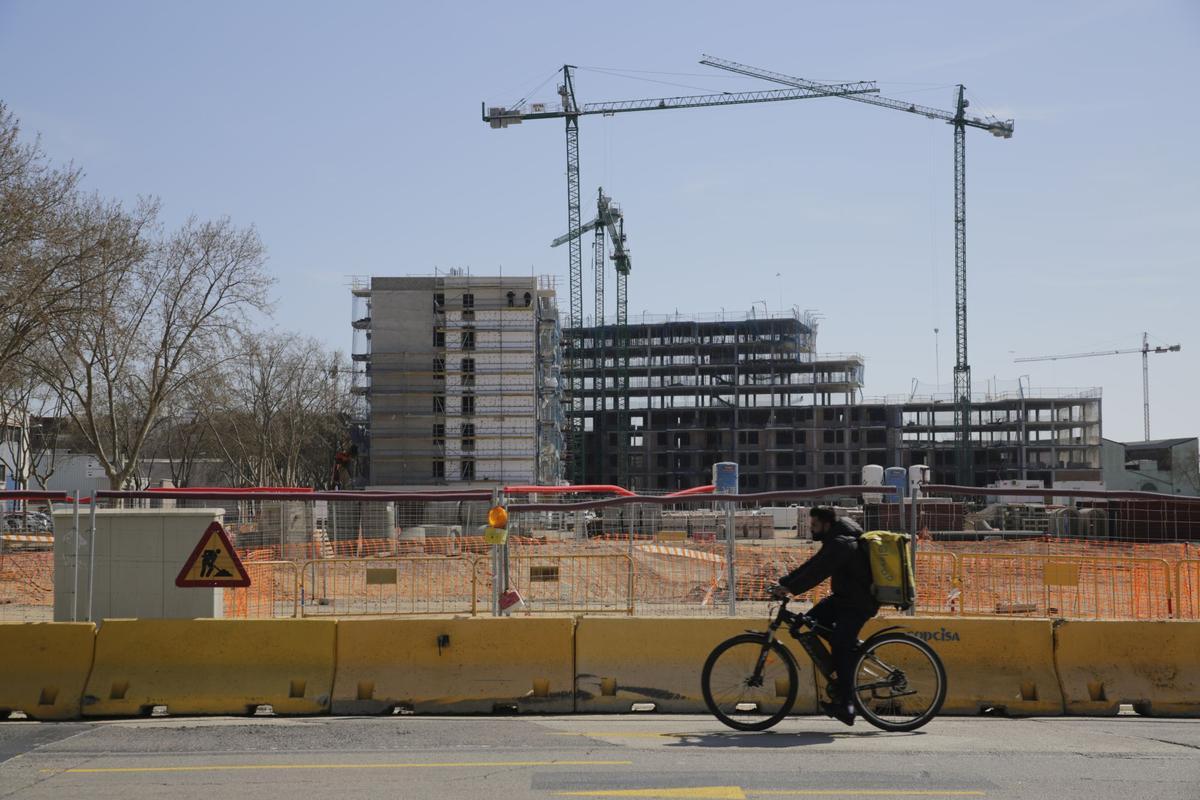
{"left": 701, "top": 633, "right": 798, "bottom": 731}
{"left": 851, "top": 632, "right": 946, "bottom": 732}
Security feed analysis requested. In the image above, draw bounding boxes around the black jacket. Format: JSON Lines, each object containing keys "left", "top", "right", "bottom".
{"left": 780, "top": 516, "right": 879, "bottom": 614}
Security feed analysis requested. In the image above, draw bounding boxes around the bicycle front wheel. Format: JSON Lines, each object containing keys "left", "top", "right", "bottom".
{"left": 701, "top": 633, "right": 798, "bottom": 731}
{"left": 851, "top": 632, "right": 947, "bottom": 732}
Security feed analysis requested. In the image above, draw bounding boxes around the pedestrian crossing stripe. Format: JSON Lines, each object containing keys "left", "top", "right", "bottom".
{"left": 175, "top": 521, "right": 251, "bottom": 588}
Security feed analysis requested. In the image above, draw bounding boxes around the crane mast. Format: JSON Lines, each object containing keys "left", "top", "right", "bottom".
{"left": 559, "top": 67, "right": 586, "bottom": 481}
{"left": 609, "top": 204, "right": 632, "bottom": 490}
{"left": 953, "top": 85, "right": 971, "bottom": 486}
{"left": 699, "top": 55, "right": 1014, "bottom": 486}
{"left": 553, "top": 188, "right": 632, "bottom": 485}
{"left": 485, "top": 65, "right": 879, "bottom": 485}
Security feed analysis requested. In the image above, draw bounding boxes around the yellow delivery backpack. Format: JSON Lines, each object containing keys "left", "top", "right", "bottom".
{"left": 860, "top": 530, "right": 917, "bottom": 610}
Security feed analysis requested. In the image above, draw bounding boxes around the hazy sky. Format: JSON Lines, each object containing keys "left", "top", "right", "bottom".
{"left": 2, "top": 1, "right": 1196, "bottom": 442}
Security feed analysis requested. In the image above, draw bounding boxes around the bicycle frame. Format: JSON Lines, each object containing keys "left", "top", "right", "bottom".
{"left": 756, "top": 598, "right": 913, "bottom": 699}
{"left": 758, "top": 598, "right": 836, "bottom": 683}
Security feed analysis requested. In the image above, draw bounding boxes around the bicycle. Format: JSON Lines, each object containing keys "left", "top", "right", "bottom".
{"left": 701, "top": 592, "right": 947, "bottom": 732}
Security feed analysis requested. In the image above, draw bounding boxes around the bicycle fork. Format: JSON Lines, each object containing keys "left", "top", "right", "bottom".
{"left": 747, "top": 626, "right": 782, "bottom": 687}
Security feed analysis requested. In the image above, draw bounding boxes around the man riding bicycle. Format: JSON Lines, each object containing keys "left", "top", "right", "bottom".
{"left": 774, "top": 506, "right": 879, "bottom": 726}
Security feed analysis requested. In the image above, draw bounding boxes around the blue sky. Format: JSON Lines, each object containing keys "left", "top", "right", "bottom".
{"left": 1, "top": 0, "right": 1196, "bottom": 442}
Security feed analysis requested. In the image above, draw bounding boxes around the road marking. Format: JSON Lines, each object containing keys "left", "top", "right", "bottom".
{"left": 750, "top": 792, "right": 986, "bottom": 797}
{"left": 557, "top": 789, "right": 747, "bottom": 799}
{"left": 55, "top": 759, "right": 633, "bottom": 775}
{"left": 554, "top": 791, "right": 985, "bottom": 799}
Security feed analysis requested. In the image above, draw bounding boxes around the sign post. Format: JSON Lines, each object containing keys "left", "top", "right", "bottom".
{"left": 713, "top": 461, "right": 739, "bottom": 617}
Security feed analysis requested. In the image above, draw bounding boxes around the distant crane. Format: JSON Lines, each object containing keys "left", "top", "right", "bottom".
{"left": 700, "top": 55, "right": 1015, "bottom": 486}
{"left": 483, "top": 65, "right": 879, "bottom": 483}
{"left": 551, "top": 188, "right": 633, "bottom": 485}
{"left": 1015, "top": 333, "right": 1181, "bottom": 441}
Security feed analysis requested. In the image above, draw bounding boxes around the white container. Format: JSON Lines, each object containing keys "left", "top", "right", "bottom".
{"left": 862, "top": 465, "right": 884, "bottom": 504}
{"left": 398, "top": 526, "right": 427, "bottom": 543}
{"left": 765, "top": 506, "right": 799, "bottom": 531}
{"left": 908, "top": 464, "right": 931, "bottom": 498}
{"left": 422, "top": 525, "right": 462, "bottom": 539}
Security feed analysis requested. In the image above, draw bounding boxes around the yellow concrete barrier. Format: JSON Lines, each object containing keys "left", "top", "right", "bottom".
{"left": 0, "top": 623, "right": 96, "bottom": 720}
{"left": 858, "top": 617, "right": 1063, "bottom": 716}
{"left": 574, "top": 618, "right": 819, "bottom": 714}
{"left": 1055, "top": 620, "right": 1200, "bottom": 717}
{"left": 331, "top": 617, "right": 574, "bottom": 714}
{"left": 83, "top": 619, "right": 335, "bottom": 716}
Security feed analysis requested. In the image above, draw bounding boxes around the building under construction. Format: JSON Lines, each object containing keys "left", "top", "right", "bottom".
{"left": 352, "top": 273, "right": 564, "bottom": 488}
{"left": 569, "top": 309, "right": 1102, "bottom": 491}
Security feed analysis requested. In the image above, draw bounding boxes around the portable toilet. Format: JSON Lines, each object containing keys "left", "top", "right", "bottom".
{"left": 884, "top": 467, "right": 908, "bottom": 504}
{"left": 908, "top": 464, "right": 931, "bottom": 499}
{"left": 861, "top": 464, "right": 884, "bottom": 504}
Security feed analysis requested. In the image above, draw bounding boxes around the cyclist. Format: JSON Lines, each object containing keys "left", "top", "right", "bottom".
{"left": 774, "top": 506, "right": 879, "bottom": 726}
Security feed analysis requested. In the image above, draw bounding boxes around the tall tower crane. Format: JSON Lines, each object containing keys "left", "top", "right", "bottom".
{"left": 551, "top": 189, "right": 632, "bottom": 484}
{"left": 484, "top": 66, "right": 878, "bottom": 483}
{"left": 1015, "top": 333, "right": 1181, "bottom": 441}
{"left": 700, "top": 55, "right": 1015, "bottom": 486}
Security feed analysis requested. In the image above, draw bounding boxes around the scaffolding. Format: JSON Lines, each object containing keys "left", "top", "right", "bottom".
{"left": 353, "top": 274, "right": 565, "bottom": 487}
{"left": 568, "top": 308, "right": 1101, "bottom": 491}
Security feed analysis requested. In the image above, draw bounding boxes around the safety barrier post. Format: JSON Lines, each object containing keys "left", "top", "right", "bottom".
{"left": 490, "top": 488, "right": 502, "bottom": 616}
{"left": 72, "top": 491, "right": 80, "bottom": 621}
{"left": 625, "top": 551, "right": 635, "bottom": 615}
{"left": 1177, "top": 560, "right": 1200, "bottom": 620}
{"left": 952, "top": 553, "right": 962, "bottom": 615}
{"left": 87, "top": 496, "right": 96, "bottom": 622}
{"left": 724, "top": 498, "right": 735, "bottom": 617}
{"left": 908, "top": 482, "right": 920, "bottom": 617}
{"left": 470, "top": 557, "right": 479, "bottom": 616}
{"left": 627, "top": 522, "right": 635, "bottom": 613}
{"left": 1165, "top": 557, "right": 1176, "bottom": 619}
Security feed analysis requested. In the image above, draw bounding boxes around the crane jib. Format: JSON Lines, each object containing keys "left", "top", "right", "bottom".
{"left": 483, "top": 85, "right": 879, "bottom": 123}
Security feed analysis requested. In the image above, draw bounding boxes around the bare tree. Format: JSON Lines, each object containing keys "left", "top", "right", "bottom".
{"left": 203, "top": 332, "right": 350, "bottom": 488}
{"left": 0, "top": 361, "right": 72, "bottom": 490}
{"left": 0, "top": 104, "right": 133, "bottom": 382}
{"left": 37, "top": 215, "right": 273, "bottom": 488}
{"left": 144, "top": 373, "right": 229, "bottom": 487}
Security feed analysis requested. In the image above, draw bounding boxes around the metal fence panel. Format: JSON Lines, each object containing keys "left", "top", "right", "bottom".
{"left": 954, "top": 553, "right": 1174, "bottom": 620}
{"left": 298, "top": 556, "right": 480, "bottom": 617}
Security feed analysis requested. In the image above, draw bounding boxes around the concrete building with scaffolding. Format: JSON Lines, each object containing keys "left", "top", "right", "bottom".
{"left": 352, "top": 272, "right": 564, "bottom": 488}
{"left": 568, "top": 309, "right": 1102, "bottom": 491}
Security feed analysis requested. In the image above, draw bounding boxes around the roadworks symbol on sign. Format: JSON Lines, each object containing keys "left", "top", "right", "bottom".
{"left": 175, "top": 521, "right": 251, "bottom": 588}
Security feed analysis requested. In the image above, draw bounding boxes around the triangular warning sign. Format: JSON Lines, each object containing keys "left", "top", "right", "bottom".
{"left": 175, "top": 521, "right": 251, "bottom": 588}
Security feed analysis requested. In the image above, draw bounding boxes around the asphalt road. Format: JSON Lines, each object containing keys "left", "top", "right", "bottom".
{"left": 1, "top": 714, "right": 1198, "bottom": 800}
